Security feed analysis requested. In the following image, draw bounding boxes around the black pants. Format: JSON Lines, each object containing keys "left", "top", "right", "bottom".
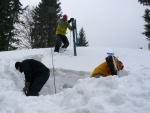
{"left": 54, "top": 34, "right": 69, "bottom": 52}
{"left": 27, "top": 71, "right": 50, "bottom": 96}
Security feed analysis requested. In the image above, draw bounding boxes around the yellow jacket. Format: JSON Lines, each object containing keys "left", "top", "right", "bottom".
{"left": 56, "top": 19, "right": 72, "bottom": 36}
{"left": 91, "top": 57, "right": 119, "bottom": 77}
{"left": 91, "top": 62, "right": 111, "bottom": 77}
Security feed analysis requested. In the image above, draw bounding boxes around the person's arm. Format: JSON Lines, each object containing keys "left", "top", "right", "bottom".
{"left": 67, "top": 23, "right": 72, "bottom": 30}
{"left": 21, "top": 61, "right": 32, "bottom": 95}
{"left": 67, "top": 18, "right": 75, "bottom": 30}
{"left": 21, "top": 61, "right": 32, "bottom": 82}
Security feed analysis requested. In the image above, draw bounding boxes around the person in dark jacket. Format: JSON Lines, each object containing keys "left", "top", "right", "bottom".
{"left": 15, "top": 59, "right": 50, "bottom": 96}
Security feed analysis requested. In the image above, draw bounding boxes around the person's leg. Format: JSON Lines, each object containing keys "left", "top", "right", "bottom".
{"left": 27, "top": 71, "right": 50, "bottom": 96}
{"left": 54, "top": 35, "right": 62, "bottom": 52}
{"left": 61, "top": 36, "right": 69, "bottom": 49}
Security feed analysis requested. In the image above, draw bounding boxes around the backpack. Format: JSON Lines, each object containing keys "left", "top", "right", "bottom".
{"left": 106, "top": 55, "right": 117, "bottom": 75}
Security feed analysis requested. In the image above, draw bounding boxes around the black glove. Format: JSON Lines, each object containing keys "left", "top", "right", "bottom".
{"left": 23, "top": 82, "right": 30, "bottom": 95}
{"left": 23, "top": 87, "right": 28, "bottom": 95}
{"left": 68, "top": 18, "right": 74, "bottom": 23}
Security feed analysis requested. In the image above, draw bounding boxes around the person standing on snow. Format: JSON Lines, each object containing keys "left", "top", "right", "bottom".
{"left": 15, "top": 59, "right": 50, "bottom": 96}
{"left": 91, "top": 56, "right": 124, "bottom": 78}
{"left": 54, "top": 14, "right": 74, "bottom": 53}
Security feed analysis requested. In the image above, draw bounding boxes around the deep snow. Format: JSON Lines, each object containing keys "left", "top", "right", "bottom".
{"left": 0, "top": 47, "right": 150, "bottom": 113}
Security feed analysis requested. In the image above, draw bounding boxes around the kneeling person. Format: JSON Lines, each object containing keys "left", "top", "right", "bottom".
{"left": 91, "top": 56, "right": 124, "bottom": 78}
{"left": 15, "top": 59, "right": 50, "bottom": 96}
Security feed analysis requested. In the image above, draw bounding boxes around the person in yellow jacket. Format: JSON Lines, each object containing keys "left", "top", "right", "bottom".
{"left": 91, "top": 56, "right": 124, "bottom": 78}
{"left": 54, "top": 14, "right": 74, "bottom": 53}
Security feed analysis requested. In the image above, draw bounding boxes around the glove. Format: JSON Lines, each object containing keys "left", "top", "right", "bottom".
{"left": 23, "top": 87, "right": 28, "bottom": 95}
{"left": 68, "top": 18, "right": 74, "bottom": 23}
{"left": 70, "top": 18, "right": 74, "bottom": 21}
{"left": 23, "top": 82, "right": 30, "bottom": 95}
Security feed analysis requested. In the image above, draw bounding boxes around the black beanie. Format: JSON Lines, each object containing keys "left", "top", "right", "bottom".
{"left": 15, "top": 62, "right": 21, "bottom": 69}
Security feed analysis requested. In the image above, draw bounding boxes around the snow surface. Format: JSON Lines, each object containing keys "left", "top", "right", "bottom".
{"left": 0, "top": 47, "right": 150, "bottom": 113}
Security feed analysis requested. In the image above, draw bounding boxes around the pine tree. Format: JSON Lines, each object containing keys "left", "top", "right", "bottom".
{"left": 77, "top": 27, "right": 89, "bottom": 47}
{"left": 138, "top": 0, "right": 150, "bottom": 49}
{"left": 142, "top": 9, "right": 150, "bottom": 41}
{"left": 30, "top": 0, "right": 61, "bottom": 48}
{"left": 0, "top": 0, "right": 23, "bottom": 51}
{"left": 138, "top": 0, "right": 150, "bottom": 6}
{"left": 148, "top": 43, "right": 150, "bottom": 50}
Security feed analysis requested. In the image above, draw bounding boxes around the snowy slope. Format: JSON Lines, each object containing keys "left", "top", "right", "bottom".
{"left": 0, "top": 47, "right": 150, "bottom": 113}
